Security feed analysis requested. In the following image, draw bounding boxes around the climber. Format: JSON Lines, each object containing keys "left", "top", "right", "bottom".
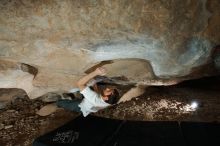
{"left": 56, "top": 67, "right": 120, "bottom": 117}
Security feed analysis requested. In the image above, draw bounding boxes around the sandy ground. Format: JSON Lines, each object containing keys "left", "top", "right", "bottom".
{"left": 0, "top": 97, "right": 78, "bottom": 146}
{"left": 0, "top": 76, "right": 220, "bottom": 146}
{"left": 97, "top": 86, "right": 220, "bottom": 121}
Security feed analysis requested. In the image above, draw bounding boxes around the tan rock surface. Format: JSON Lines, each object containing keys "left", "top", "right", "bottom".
{"left": 36, "top": 103, "right": 58, "bottom": 117}
{"left": 0, "top": 0, "right": 219, "bottom": 99}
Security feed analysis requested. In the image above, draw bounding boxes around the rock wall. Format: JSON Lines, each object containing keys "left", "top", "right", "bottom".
{"left": 0, "top": 0, "right": 220, "bottom": 98}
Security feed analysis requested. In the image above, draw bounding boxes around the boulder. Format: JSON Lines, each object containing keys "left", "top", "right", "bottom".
{"left": 36, "top": 103, "right": 57, "bottom": 117}
{"left": 0, "top": 87, "right": 27, "bottom": 109}
{"left": 0, "top": 0, "right": 219, "bottom": 99}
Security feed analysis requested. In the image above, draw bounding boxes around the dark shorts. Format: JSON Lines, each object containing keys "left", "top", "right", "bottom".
{"left": 56, "top": 99, "right": 82, "bottom": 113}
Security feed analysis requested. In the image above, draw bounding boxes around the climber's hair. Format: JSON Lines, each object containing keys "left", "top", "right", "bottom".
{"left": 96, "top": 82, "right": 120, "bottom": 104}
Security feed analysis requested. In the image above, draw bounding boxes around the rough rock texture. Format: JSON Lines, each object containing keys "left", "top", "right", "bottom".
{"left": 36, "top": 103, "right": 57, "bottom": 116}
{"left": 1, "top": 77, "right": 220, "bottom": 146}
{"left": 0, "top": 96, "right": 77, "bottom": 146}
{"left": 0, "top": 0, "right": 220, "bottom": 98}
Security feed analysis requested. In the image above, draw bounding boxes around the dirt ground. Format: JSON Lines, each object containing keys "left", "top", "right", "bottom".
{"left": 0, "top": 76, "right": 220, "bottom": 146}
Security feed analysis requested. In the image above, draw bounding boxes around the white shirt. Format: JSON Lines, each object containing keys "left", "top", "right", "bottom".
{"left": 78, "top": 87, "right": 111, "bottom": 117}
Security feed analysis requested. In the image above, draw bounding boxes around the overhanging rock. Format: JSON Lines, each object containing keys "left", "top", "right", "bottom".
{"left": 0, "top": 0, "right": 219, "bottom": 99}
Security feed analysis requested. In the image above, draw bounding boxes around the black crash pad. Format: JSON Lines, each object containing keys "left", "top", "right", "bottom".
{"left": 33, "top": 115, "right": 121, "bottom": 146}
{"left": 33, "top": 115, "right": 220, "bottom": 146}
{"left": 105, "top": 121, "right": 185, "bottom": 146}
{"left": 181, "top": 122, "right": 220, "bottom": 146}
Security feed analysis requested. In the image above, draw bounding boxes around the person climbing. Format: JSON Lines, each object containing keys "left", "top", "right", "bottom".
{"left": 56, "top": 67, "right": 120, "bottom": 117}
